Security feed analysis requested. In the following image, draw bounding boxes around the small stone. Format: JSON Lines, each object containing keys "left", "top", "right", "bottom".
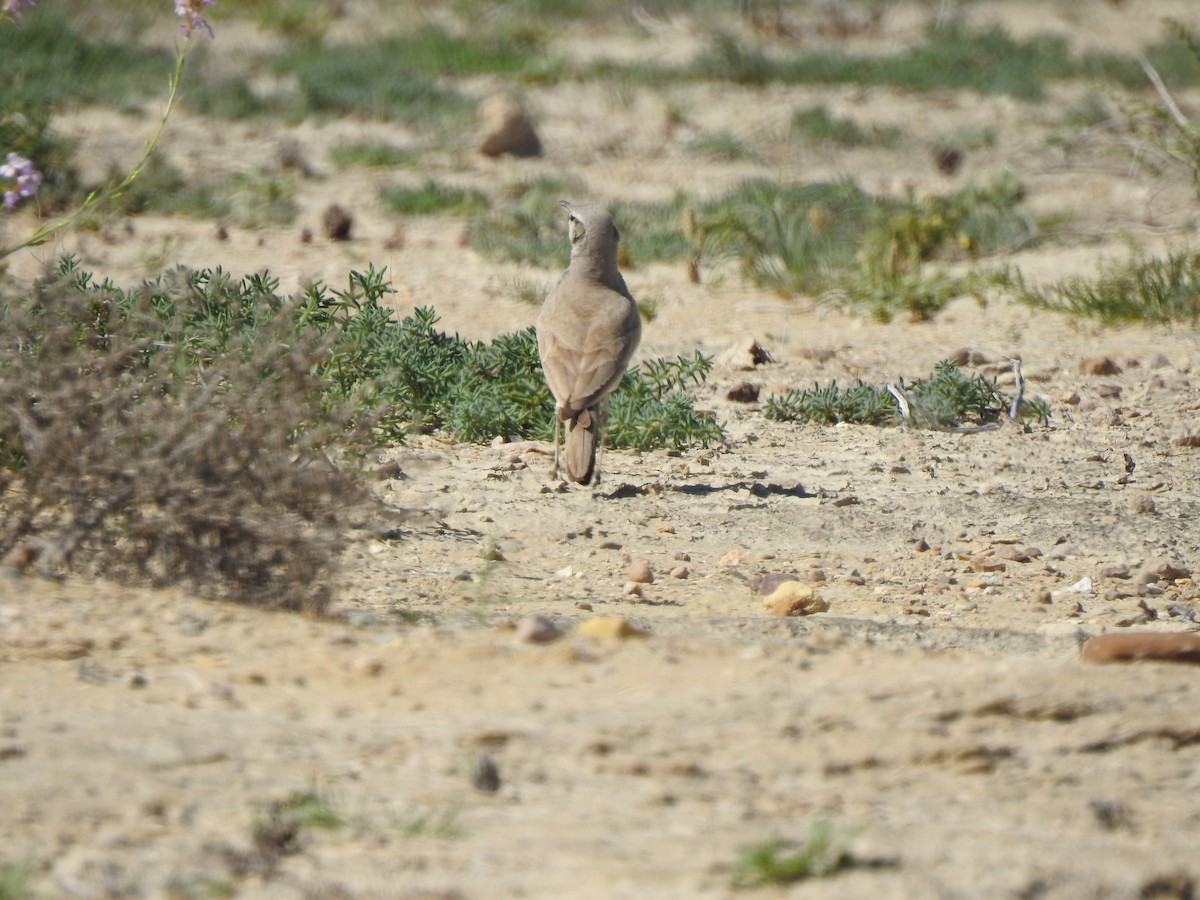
{"left": 1147, "top": 557, "right": 1191, "bottom": 581}
{"left": 1095, "top": 383, "right": 1122, "bottom": 399}
{"left": 1080, "top": 357, "right": 1123, "bottom": 376}
{"left": 352, "top": 657, "right": 385, "bottom": 677}
{"left": 578, "top": 616, "right": 647, "bottom": 640}
{"left": 1100, "top": 564, "right": 1131, "bottom": 580}
{"left": 1060, "top": 391, "right": 1081, "bottom": 406}
{"left": 628, "top": 559, "right": 654, "bottom": 584}
{"left": 950, "top": 348, "right": 989, "bottom": 367}
{"left": 471, "top": 751, "right": 501, "bottom": 793}
{"left": 1173, "top": 434, "right": 1200, "bottom": 448}
{"left": 993, "top": 546, "right": 1032, "bottom": 563}
{"left": 321, "top": 204, "right": 353, "bottom": 241}
{"left": 1081, "top": 632, "right": 1200, "bottom": 664}
{"left": 726, "top": 382, "right": 760, "bottom": 403}
{"left": 752, "top": 572, "right": 799, "bottom": 595}
{"left": 932, "top": 145, "right": 963, "bottom": 175}
{"left": 1130, "top": 496, "right": 1156, "bottom": 515}
{"left": 669, "top": 566, "right": 689, "bottom": 579}
{"left": 914, "top": 537, "right": 930, "bottom": 552}
{"left": 767, "top": 581, "right": 830, "bottom": 617}
{"left": 762, "top": 581, "right": 825, "bottom": 612}
{"left": 970, "top": 555, "right": 1007, "bottom": 573}
{"left": 514, "top": 615, "right": 561, "bottom": 644}
{"left": 1036, "top": 589, "right": 1053, "bottom": 604}
{"left": 575, "top": 601, "right": 593, "bottom": 612}
{"left": 478, "top": 94, "right": 542, "bottom": 158}
{"left": 720, "top": 549, "right": 745, "bottom": 567}
{"left": 125, "top": 671, "right": 148, "bottom": 689}
{"left": 623, "top": 582, "right": 643, "bottom": 597}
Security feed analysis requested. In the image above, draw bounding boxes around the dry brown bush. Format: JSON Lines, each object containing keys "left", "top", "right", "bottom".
{"left": 0, "top": 263, "right": 374, "bottom": 612}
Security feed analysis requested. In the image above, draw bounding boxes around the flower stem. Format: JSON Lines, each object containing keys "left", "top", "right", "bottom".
{"left": 0, "top": 39, "right": 192, "bottom": 263}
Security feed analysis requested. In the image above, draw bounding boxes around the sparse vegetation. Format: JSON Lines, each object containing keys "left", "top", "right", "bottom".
{"left": 731, "top": 822, "right": 862, "bottom": 889}
{"left": 0, "top": 259, "right": 372, "bottom": 610}
{"left": 0, "top": 863, "right": 32, "bottom": 900}
{"left": 380, "top": 180, "right": 490, "bottom": 217}
{"left": 1005, "top": 245, "right": 1200, "bottom": 324}
{"left": 685, "top": 129, "right": 760, "bottom": 161}
{"left": 766, "top": 359, "right": 1050, "bottom": 429}
{"left": 328, "top": 141, "right": 415, "bottom": 169}
{"left": 789, "top": 104, "right": 903, "bottom": 148}
{"left": 301, "top": 266, "right": 724, "bottom": 449}
{"left": 699, "top": 173, "right": 1036, "bottom": 319}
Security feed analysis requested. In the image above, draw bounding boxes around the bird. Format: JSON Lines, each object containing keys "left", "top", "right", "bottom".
{"left": 536, "top": 200, "right": 642, "bottom": 485}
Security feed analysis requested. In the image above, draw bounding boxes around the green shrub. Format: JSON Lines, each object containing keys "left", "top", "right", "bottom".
{"left": 1005, "top": 246, "right": 1200, "bottom": 324}
{"left": 766, "top": 360, "right": 1048, "bottom": 429}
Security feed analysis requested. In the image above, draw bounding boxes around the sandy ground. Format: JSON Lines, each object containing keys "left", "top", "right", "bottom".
{"left": 3, "top": 2, "right": 1200, "bottom": 897}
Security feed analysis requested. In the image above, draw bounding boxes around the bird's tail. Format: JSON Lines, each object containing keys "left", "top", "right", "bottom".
{"left": 562, "top": 406, "right": 598, "bottom": 484}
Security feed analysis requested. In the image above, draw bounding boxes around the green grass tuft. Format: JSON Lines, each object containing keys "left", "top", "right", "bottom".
{"left": 328, "top": 142, "right": 416, "bottom": 169}
{"left": 380, "top": 181, "right": 490, "bottom": 217}
{"left": 789, "top": 105, "right": 903, "bottom": 148}
{"left": 731, "top": 822, "right": 860, "bottom": 889}
{"left": 1005, "top": 246, "right": 1200, "bottom": 324}
{"left": 689, "top": 25, "right": 1073, "bottom": 100}
{"left": 766, "top": 360, "right": 1046, "bottom": 429}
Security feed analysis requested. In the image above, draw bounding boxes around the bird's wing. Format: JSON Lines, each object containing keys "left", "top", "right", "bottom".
{"left": 537, "top": 282, "right": 641, "bottom": 417}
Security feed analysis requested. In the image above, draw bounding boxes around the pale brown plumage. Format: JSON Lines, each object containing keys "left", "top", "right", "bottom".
{"left": 536, "top": 201, "right": 641, "bottom": 484}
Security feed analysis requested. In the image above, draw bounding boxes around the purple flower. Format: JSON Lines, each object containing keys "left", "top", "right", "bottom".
{"left": 175, "top": 0, "right": 215, "bottom": 38}
{"left": 1, "top": 152, "right": 41, "bottom": 211}
{"left": 3, "top": 0, "right": 35, "bottom": 21}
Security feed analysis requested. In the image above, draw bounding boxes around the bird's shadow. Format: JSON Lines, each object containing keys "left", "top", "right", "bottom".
{"left": 598, "top": 480, "right": 815, "bottom": 500}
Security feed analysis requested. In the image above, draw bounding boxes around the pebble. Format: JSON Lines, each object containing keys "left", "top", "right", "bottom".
{"left": 1080, "top": 356, "right": 1122, "bottom": 375}
{"left": 762, "top": 581, "right": 829, "bottom": 616}
{"left": 914, "top": 537, "right": 931, "bottom": 552}
{"left": 726, "top": 382, "right": 760, "bottom": 402}
{"left": 478, "top": 94, "right": 542, "bottom": 158}
{"left": 628, "top": 559, "right": 654, "bottom": 584}
{"left": 720, "top": 549, "right": 745, "bottom": 567}
{"left": 514, "top": 615, "right": 561, "bottom": 644}
{"left": 1129, "top": 496, "right": 1156, "bottom": 515}
{"left": 1095, "top": 383, "right": 1122, "bottom": 399}
{"left": 1081, "top": 632, "right": 1200, "bottom": 664}
{"left": 578, "top": 616, "right": 647, "bottom": 639}
{"left": 969, "top": 555, "right": 1007, "bottom": 573}
{"left": 669, "top": 566, "right": 689, "bottom": 579}
{"left": 752, "top": 572, "right": 799, "bottom": 595}
{"left": 471, "top": 751, "right": 502, "bottom": 793}
{"left": 1147, "top": 557, "right": 1191, "bottom": 581}
{"left": 321, "top": 203, "right": 353, "bottom": 241}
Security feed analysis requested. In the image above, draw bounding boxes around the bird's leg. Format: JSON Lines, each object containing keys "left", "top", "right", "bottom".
{"left": 593, "top": 400, "right": 609, "bottom": 487}
{"left": 551, "top": 410, "right": 561, "bottom": 480}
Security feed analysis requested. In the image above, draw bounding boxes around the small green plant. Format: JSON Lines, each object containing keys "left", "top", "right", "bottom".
{"left": 730, "top": 822, "right": 860, "bottom": 889}
{"left": 766, "top": 360, "right": 1047, "bottom": 429}
{"left": 328, "top": 141, "right": 415, "bottom": 169}
{"left": 685, "top": 129, "right": 760, "bottom": 161}
{"left": 701, "top": 174, "right": 1037, "bottom": 319}
{"left": 0, "top": 862, "right": 32, "bottom": 900}
{"left": 790, "top": 104, "right": 902, "bottom": 148}
{"left": 272, "top": 26, "right": 562, "bottom": 123}
{"left": 264, "top": 790, "right": 345, "bottom": 831}
{"left": 688, "top": 25, "right": 1073, "bottom": 100}
{"left": 380, "top": 180, "right": 489, "bottom": 217}
{"left": 1005, "top": 245, "right": 1200, "bottom": 324}
{"left": 394, "top": 804, "right": 462, "bottom": 839}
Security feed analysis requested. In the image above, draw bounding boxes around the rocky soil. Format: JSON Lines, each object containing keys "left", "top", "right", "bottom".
{"left": 3, "top": 2, "right": 1200, "bottom": 897}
